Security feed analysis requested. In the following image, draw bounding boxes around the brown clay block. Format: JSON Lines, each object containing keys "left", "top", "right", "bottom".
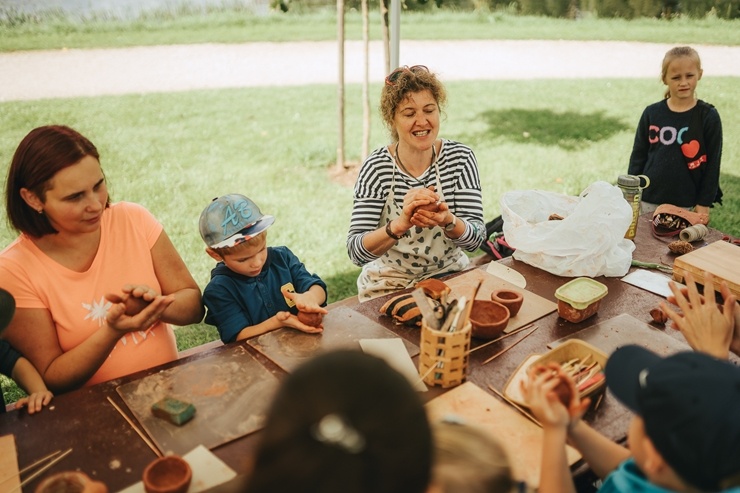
{"left": 151, "top": 397, "right": 196, "bottom": 426}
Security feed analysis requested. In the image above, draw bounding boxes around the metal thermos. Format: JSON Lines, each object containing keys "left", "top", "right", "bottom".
{"left": 618, "top": 174, "right": 650, "bottom": 240}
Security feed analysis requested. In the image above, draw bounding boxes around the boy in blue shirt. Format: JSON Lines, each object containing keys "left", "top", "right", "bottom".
{"left": 1, "top": 288, "right": 53, "bottom": 414}
{"left": 199, "top": 194, "right": 328, "bottom": 343}
{"left": 523, "top": 345, "right": 740, "bottom": 493}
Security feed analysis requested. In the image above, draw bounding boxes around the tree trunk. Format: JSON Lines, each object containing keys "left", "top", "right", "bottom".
{"left": 362, "top": 0, "right": 371, "bottom": 160}
{"left": 379, "top": 0, "right": 390, "bottom": 74}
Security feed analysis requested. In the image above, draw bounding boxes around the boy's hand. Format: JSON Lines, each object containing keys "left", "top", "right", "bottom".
{"left": 282, "top": 290, "right": 328, "bottom": 316}
{"left": 662, "top": 273, "right": 737, "bottom": 359}
{"left": 276, "top": 312, "right": 324, "bottom": 334}
{"left": 15, "top": 391, "right": 53, "bottom": 415}
{"left": 521, "top": 363, "right": 589, "bottom": 430}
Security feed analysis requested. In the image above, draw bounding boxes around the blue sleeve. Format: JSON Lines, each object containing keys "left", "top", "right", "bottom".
{"left": 0, "top": 340, "right": 22, "bottom": 378}
{"left": 203, "top": 280, "right": 251, "bottom": 344}
{"left": 282, "top": 247, "right": 328, "bottom": 306}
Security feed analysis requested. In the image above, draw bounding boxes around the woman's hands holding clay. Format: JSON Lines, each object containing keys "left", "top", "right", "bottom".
{"left": 661, "top": 273, "right": 739, "bottom": 359}
{"left": 105, "top": 284, "right": 174, "bottom": 333}
{"left": 402, "top": 186, "right": 449, "bottom": 229}
{"left": 521, "top": 363, "right": 590, "bottom": 430}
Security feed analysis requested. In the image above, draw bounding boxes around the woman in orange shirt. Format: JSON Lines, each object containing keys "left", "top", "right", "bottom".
{"left": 0, "top": 125, "right": 204, "bottom": 393}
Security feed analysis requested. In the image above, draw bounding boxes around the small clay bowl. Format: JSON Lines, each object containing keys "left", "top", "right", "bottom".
{"left": 469, "top": 300, "right": 510, "bottom": 340}
{"left": 142, "top": 455, "right": 192, "bottom": 493}
{"left": 35, "top": 472, "right": 108, "bottom": 493}
{"left": 491, "top": 289, "right": 524, "bottom": 317}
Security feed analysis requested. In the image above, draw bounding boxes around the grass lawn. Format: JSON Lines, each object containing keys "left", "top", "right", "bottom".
{"left": 1, "top": 9, "right": 738, "bottom": 404}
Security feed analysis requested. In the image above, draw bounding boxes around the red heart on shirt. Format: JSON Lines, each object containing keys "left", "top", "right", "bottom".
{"left": 681, "top": 140, "right": 700, "bottom": 159}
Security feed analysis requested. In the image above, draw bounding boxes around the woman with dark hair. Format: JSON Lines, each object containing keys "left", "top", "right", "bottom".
{"left": 244, "top": 350, "right": 432, "bottom": 493}
{"left": 346, "top": 65, "right": 485, "bottom": 301}
{"left": 0, "top": 125, "right": 204, "bottom": 393}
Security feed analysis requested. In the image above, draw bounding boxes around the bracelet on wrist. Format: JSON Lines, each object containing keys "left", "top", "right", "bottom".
{"left": 385, "top": 220, "right": 405, "bottom": 241}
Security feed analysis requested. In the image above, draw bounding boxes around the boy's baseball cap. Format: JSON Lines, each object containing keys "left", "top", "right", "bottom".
{"left": 199, "top": 194, "right": 275, "bottom": 249}
{"left": 605, "top": 345, "right": 740, "bottom": 491}
{"left": 0, "top": 288, "right": 16, "bottom": 334}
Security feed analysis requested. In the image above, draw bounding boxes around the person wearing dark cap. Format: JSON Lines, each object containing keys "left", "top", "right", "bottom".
{"left": 199, "top": 194, "right": 328, "bottom": 343}
{"left": 522, "top": 345, "right": 740, "bottom": 493}
{"left": 243, "top": 350, "right": 432, "bottom": 493}
{"left": 0, "top": 288, "right": 53, "bottom": 414}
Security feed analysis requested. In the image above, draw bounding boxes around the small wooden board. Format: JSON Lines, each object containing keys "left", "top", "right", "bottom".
{"left": 426, "top": 382, "right": 581, "bottom": 488}
{"left": 117, "top": 344, "right": 279, "bottom": 456}
{"left": 0, "top": 435, "right": 20, "bottom": 492}
{"left": 672, "top": 240, "right": 740, "bottom": 297}
{"left": 247, "top": 306, "right": 419, "bottom": 373}
{"left": 445, "top": 269, "right": 557, "bottom": 333}
{"left": 548, "top": 313, "right": 690, "bottom": 357}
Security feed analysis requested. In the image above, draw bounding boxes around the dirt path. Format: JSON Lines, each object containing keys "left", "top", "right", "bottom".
{"left": 1, "top": 40, "right": 739, "bottom": 102}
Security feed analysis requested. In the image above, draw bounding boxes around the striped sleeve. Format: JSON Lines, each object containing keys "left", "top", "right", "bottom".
{"left": 346, "top": 148, "right": 394, "bottom": 266}
{"left": 440, "top": 141, "right": 485, "bottom": 251}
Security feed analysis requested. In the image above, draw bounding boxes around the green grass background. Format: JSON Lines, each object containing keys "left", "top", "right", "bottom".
{"left": 1, "top": 9, "right": 739, "bottom": 404}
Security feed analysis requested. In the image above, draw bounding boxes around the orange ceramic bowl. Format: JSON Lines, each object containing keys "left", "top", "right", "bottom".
{"left": 142, "top": 455, "right": 192, "bottom": 493}
{"left": 469, "top": 300, "right": 510, "bottom": 339}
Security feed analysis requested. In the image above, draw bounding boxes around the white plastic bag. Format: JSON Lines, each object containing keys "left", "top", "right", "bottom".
{"left": 500, "top": 181, "right": 635, "bottom": 277}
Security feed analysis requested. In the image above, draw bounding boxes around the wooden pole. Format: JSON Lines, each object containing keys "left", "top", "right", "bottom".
{"left": 336, "top": 0, "right": 346, "bottom": 170}
{"left": 361, "top": 0, "right": 370, "bottom": 160}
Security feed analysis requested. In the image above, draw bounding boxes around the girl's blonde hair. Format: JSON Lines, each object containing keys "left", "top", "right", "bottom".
{"left": 661, "top": 46, "right": 702, "bottom": 99}
{"left": 430, "top": 420, "right": 516, "bottom": 493}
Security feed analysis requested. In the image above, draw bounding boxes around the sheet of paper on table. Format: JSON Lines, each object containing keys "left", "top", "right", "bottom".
{"left": 118, "top": 444, "right": 236, "bottom": 493}
{"left": 621, "top": 269, "right": 674, "bottom": 298}
{"left": 0, "top": 434, "right": 20, "bottom": 492}
{"left": 426, "top": 382, "right": 581, "bottom": 489}
{"left": 359, "top": 338, "right": 427, "bottom": 392}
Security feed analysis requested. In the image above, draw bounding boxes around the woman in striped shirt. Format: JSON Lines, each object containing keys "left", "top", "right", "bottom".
{"left": 347, "top": 65, "right": 485, "bottom": 302}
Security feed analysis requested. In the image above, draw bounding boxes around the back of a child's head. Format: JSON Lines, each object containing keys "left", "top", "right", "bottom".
{"left": 0, "top": 288, "right": 15, "bottom": 336}
{"left": 430, "top": 420, "right": 515, "bottom": 493}
{"left": 606, "top": 345, "right": 740, "bottom": 491}
{"left": 245, "top": 350, "right": 432, "bottom": 493}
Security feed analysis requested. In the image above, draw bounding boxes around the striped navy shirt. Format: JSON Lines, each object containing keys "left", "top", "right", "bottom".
{"left": 347, "top": 139, "right": 485, "bottom": 266}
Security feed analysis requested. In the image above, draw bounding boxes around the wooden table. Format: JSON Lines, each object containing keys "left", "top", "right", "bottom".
{"left": 0, "top": 213, "right": 731, "bottom": 492}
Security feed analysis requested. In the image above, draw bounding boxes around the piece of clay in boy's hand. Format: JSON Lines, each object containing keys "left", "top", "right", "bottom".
{"left": 297, "top": 311, "right": 323, "bottom": 327}
{"left": 553, "top": 378, "right": 573, "bottom": 407}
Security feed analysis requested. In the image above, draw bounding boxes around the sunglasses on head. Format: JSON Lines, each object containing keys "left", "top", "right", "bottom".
{"left": 384, "top": 65, "right": 430, "bottom": 86}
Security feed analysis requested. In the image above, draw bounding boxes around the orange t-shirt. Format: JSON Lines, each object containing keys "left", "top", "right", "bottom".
{"left": 0, "top": 201, "right": 178, "bottom": 386}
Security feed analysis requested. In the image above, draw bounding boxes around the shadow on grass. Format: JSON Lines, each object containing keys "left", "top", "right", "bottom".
{"left": 713, "top": 172, "right": 740, "bottom": 237}
{"left": 464, "top": 108, "right": 631, "bottom": 150}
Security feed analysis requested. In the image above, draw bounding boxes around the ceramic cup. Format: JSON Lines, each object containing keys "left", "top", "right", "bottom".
{"left": 490, "top": 289, "right": 524, "bottom": 317}
{"left": 142, "top": 455, "right": 192, "bottom": 493}
{"left": 35, "top": 471, "right": 108, "bottom": 493}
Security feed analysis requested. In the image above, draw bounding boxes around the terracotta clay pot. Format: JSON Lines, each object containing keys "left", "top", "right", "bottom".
{"left": 35, "top": 471, "right": 108, "bottom": 493}
{"left": 491, "top": 289, "right": 524, "bottom": 317}
{"left": 469, "top": 300, "right": 510, "bottom": 340}
{"left": 142, "top": 455, "right": 192, "bottom": 493}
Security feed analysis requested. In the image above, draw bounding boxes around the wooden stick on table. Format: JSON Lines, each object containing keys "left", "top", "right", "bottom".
{"left": 107, "top": 396, "right": 162, "bottom": 458}
{"left": 469, "top": 323, "right": 535, "bottom": 354}
{"left": 487, "top": 384, "right": 542, "bottom": 428}
{"left": 9, "top": 448, "right": 73, "bottom": 493}
{"left": 481, "top": 325, "right": 539, "bottom": 365}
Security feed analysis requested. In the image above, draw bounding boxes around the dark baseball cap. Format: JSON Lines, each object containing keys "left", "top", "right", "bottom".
{"left": 0, "top": 288, "right": 16, "bottom": 334}
{"left": 605, "top": 345, "right": 740, "bottom": 491}
{"left": 199, "top": 194, "right": 275, "bottom": 249}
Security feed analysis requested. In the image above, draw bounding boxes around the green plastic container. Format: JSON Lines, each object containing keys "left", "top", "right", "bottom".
{"left": 554, "top": 278, "right": 608, "bottom": 323}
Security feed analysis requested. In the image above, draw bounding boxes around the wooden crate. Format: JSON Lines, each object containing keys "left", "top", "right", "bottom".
{"left": 672, "top": 240, "right": 740, "bottom": 298}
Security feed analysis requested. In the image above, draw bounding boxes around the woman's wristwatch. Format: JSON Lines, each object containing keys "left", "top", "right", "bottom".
{"left": 443, "top": 215, "right": 457, "bottom": 232}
